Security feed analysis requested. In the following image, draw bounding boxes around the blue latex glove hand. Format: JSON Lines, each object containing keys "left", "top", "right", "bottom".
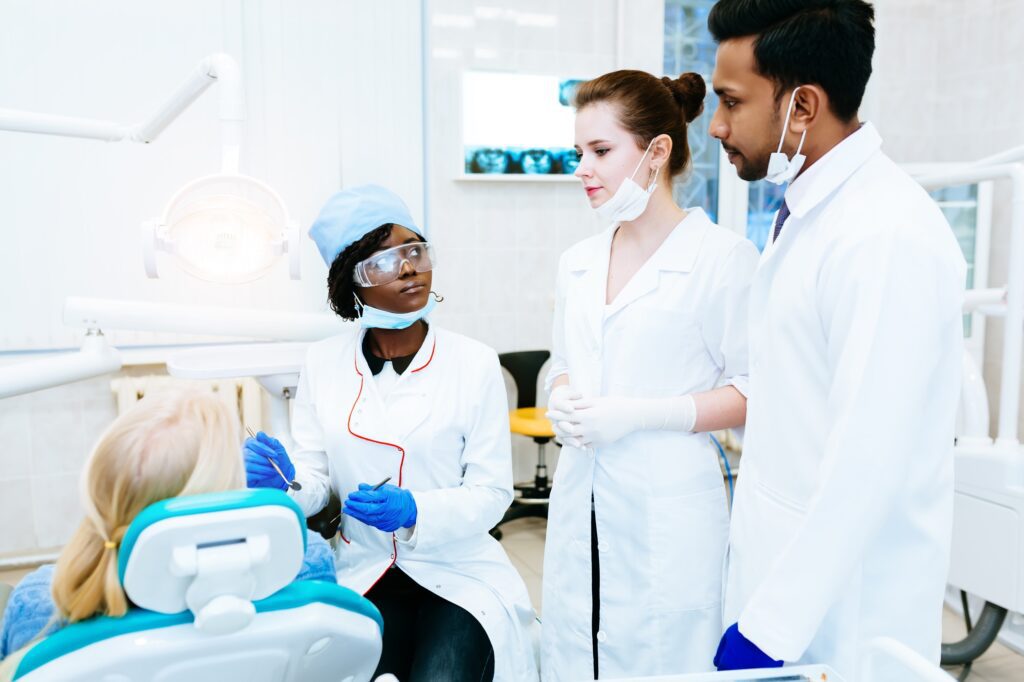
{"left": 343, "top": 483, "right": 417, "bottom": 532}
{"left": 714, "top": 623, "right": 784, "bottom": 671}
{"left": 243, "top": 432, "right": 295, "bottom": 491}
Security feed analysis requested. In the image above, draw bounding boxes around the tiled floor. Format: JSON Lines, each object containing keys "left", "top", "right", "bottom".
{"left": 4, "top": 522, "right": 1024, "bottom": 681}
{"left": 497, "top": 517, "right": 547, "bottom": 614}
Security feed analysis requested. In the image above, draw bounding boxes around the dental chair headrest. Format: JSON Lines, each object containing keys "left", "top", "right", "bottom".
{"left": 119, "top": 489, "right": 306, "bottom": 633}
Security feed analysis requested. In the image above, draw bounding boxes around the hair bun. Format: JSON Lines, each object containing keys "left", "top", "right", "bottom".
{"left": 661, "top": 72, "right": 706, "bottom": 123}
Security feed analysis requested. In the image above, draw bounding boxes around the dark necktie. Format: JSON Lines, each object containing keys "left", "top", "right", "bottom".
{"left": 773, "top": 200, "right": 791, "bottom": 243}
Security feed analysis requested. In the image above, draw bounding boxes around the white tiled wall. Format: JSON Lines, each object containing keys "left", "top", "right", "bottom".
{"left": 0, "top": 373, "right": 119, "bottom": 557}
{"left": 872, "top": 0, "right": 1024, "bottom": 442}
{"left": 872, "top": 0, "right": 1024, "bottom": 163}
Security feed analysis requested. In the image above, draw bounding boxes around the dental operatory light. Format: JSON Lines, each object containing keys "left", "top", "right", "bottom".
{"left": 142, "top": 172, "right": 299, "bottom": 284}
{"left": 137, "top": 55, "right": 300, "bottom": 283}
{"left": 0, "top": 52, "right": 300, "bottom": 283}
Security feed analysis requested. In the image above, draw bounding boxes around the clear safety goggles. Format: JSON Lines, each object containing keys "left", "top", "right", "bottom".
{"left": 352, "top": 241, "right": 437, "bottom": 287}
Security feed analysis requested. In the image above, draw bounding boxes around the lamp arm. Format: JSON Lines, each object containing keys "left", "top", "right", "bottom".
{"left": 0, "top": 331, "right": 122, "bottom": 400}
{"left": 0, "top": 53, "right": 244, "bottom": 171}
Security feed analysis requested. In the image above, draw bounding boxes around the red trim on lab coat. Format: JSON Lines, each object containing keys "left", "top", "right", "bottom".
{"left": 410, "top": 338, "right": 436, "bottom": 373}
{"left": 348, "top": 346, "right": 411, "bottom": 592}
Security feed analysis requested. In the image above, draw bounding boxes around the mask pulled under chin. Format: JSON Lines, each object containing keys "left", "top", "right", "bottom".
{"left": 355, "top": 291, "right": 441, "bottom": 330}
{"left": 593, "top": 138, "right": 661, "bottom": 223}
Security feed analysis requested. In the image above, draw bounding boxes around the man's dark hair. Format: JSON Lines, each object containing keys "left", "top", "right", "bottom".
{"left": 708, "top": 0, "right": 875, "bottom": 121}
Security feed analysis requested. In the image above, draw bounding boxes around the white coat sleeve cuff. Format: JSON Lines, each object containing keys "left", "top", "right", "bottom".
{"left": 287, "top": 481, "right": 328, "bottom": 518}
{"left": 725, "top": 374, "right": 750, "bottom": 398}
{"left": 395, "top": 524, "right": 418, "bottom": 548}
{"left": 739, "top": 608, "right": 800, "bottom": 663}
{"left": 543, "top": 367, "right": 569, "bottom": 393}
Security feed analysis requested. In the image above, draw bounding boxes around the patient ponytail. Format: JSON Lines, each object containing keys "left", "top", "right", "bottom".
{"left": 51, "top": 389, "right": 245, "bottom": 622}
{"left": 52, "top": 520, "right": 130, "bottom": 620}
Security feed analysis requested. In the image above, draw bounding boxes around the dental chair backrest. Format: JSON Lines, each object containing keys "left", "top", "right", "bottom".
{"left": 14, "top": 489, "right": 383, "bottom": 682}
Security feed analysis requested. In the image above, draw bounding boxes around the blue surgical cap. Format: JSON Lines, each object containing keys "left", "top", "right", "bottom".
{"left": 308, "top": 184, "right": 425, "bottom": 266}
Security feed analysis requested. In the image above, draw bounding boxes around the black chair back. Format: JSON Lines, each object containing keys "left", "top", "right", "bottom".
{"left": 498, "top": 350, "right": 551, "bottom": 409}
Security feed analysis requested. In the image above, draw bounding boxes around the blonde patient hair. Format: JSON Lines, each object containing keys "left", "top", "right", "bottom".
{"left": 51, "top": 388, "right": 245, "bottom": 622}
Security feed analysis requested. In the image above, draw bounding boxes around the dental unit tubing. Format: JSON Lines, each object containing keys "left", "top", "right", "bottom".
{"left": 0, "top": 53, "right": 244, "bottom": 170}
{"left": 64, "top": 297, "right": 346, "bottom": 343}
{"left": 0, "top": 332, "right": 122, "bottom": 400}
{"left": 917, "top": 163, "right": 1024, "bottom": 448}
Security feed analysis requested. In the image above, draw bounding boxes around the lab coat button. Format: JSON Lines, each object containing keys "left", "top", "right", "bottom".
{"left": 596, "top": 630, "right": 607, "bottom": 643}
{"left": 597, "top": 541, "right": 609, "bottom": 552}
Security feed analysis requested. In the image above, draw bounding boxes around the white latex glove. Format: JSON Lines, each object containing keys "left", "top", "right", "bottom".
{"left": 562, "top": 394, "right": 697, "bottom": 448}
{"left": 545, "top": 384, "right": 584, "bottom": 448}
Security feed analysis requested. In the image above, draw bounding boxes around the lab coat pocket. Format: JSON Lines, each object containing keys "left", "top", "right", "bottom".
{"left": 753, "top": 479, "right": 806, "bottom": 516}
{"left": 739, "top": 480, "right": 806, "bottom": 573}
{"left": 648, "top": 487, "right": 729, "bottom": 611}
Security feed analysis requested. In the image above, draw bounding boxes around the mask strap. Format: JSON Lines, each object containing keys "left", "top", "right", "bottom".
{"left": 775, "top": 86, "right": 804, "bottom": 154}
{"left": 793, "top": 128, "right": 808, "bottom": 158}
{"left": 430, "top": 291, "right": 445, "bottom": 303}
{"left": 353, "top": 292, "right": 364, "bottom": 316}
{"left": 629, "top": 137, "right": 659, "bottom": 182}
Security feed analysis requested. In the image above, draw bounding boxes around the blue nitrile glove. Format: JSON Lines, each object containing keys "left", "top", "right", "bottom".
{"left": 343, "top": 483, "right": 417, "bottom": 532}
{"left": 714, "top": 622, "right": 784, "bottom": 671}
{"left": 243, "top": 432, "right": 296, "bottom": 491}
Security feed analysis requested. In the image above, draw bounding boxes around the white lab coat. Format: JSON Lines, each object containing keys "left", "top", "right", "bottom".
{"left": 543, "top": 207, "right": 759, "bottom": 680}
{"left": 288, "top": 325, "right": 539, "bottom": 682}
{"left": 724, "top": 123, "right": 967, "bottom": 679}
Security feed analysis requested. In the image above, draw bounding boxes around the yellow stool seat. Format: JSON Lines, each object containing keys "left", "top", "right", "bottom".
{"left": 509, "top": 407, "right": 555, "bottom": 439}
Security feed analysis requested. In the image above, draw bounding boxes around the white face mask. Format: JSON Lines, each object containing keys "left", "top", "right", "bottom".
{"left": 766, "top": 86, "right": 808, "bottom": 185}
{"left": 594, "top": 138, "right": 661, "bottom": 223}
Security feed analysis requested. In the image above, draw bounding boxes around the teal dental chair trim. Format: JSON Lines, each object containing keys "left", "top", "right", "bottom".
{"left": 14, "top": 581, "right": 383, "bottom": 679}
